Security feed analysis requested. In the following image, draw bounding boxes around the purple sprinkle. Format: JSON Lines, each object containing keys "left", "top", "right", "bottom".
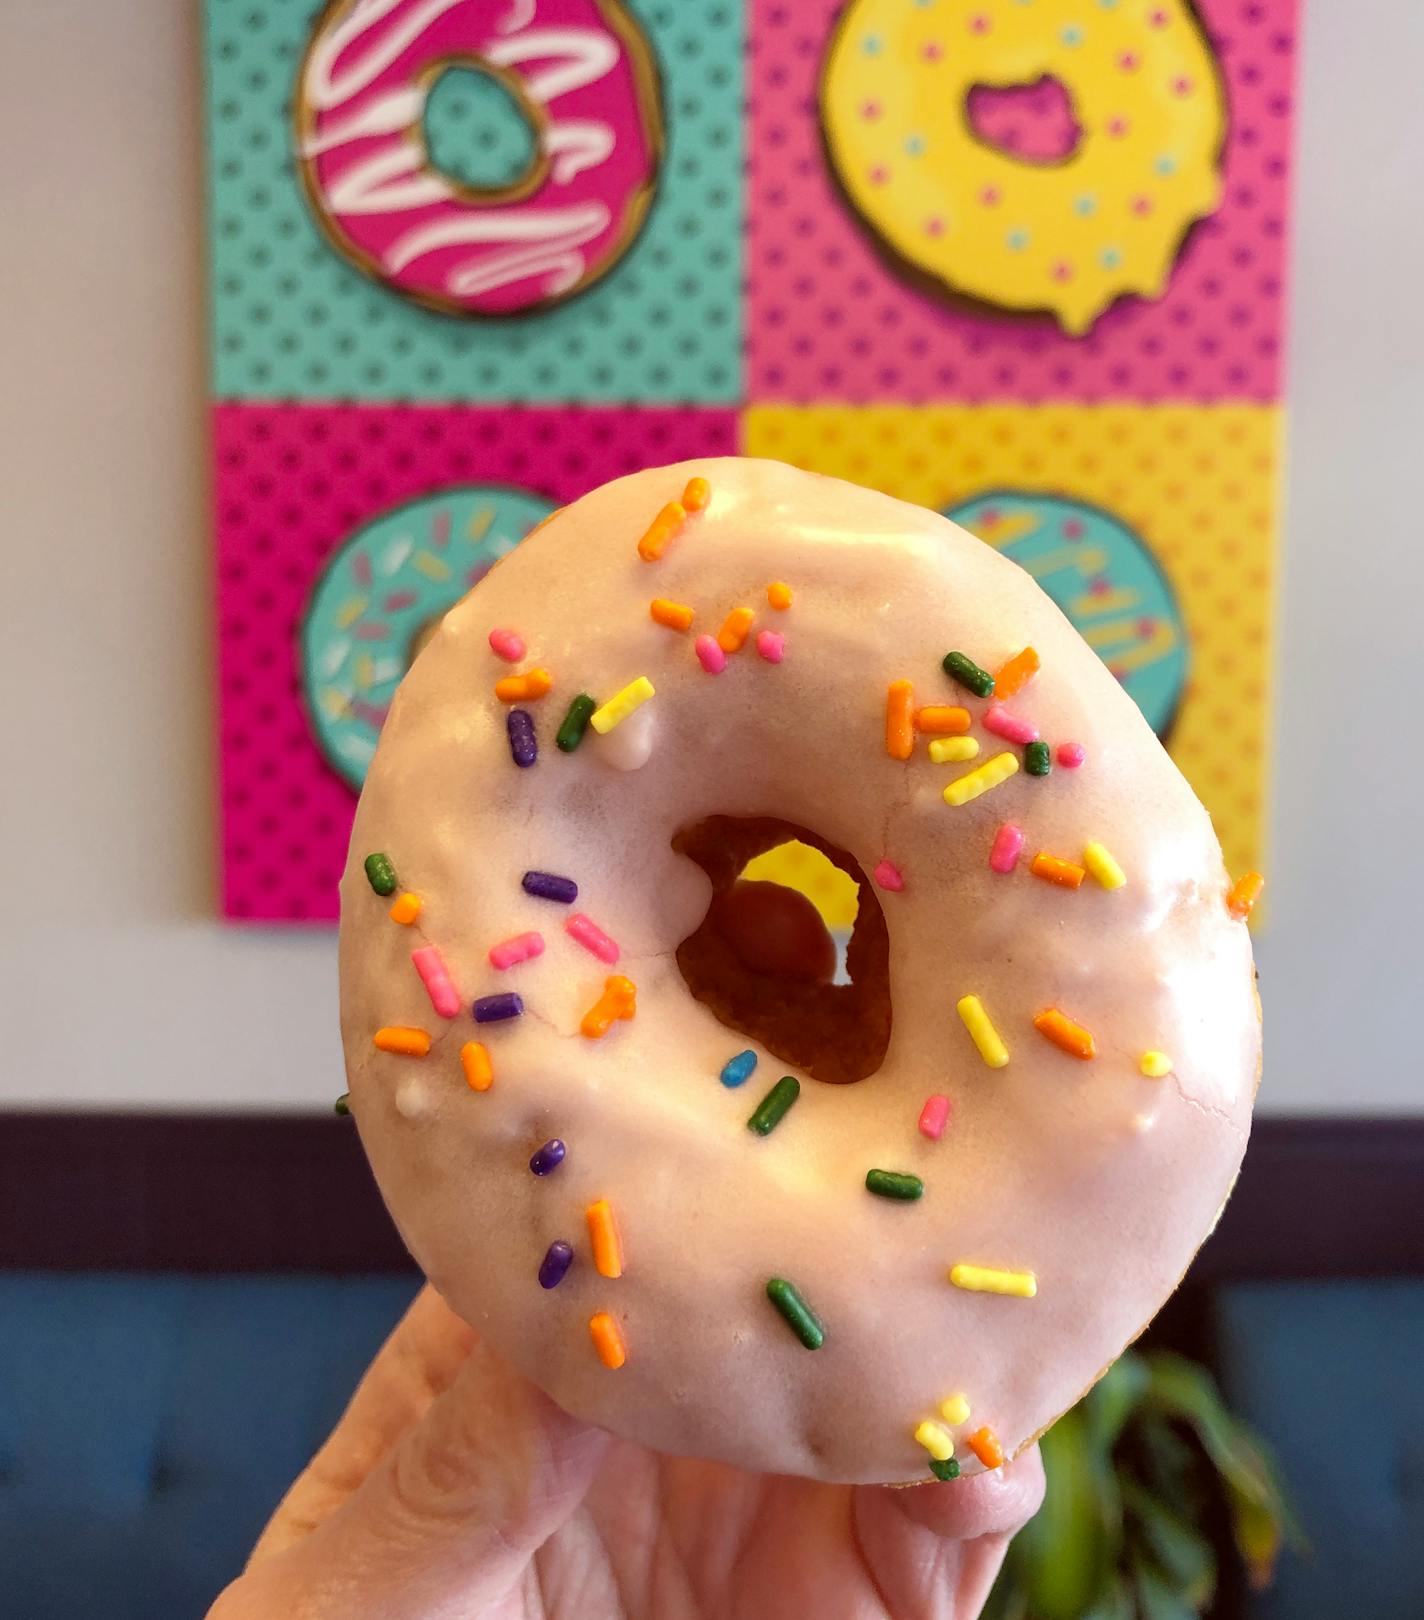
{"left": 522, "top": 870, "right": 578, "bottom": 904}
{"left": 507, "top": 708, "right": 537, "bottom": 768}
{"left": 529, "top": 1138, "right": 566, "bottom": 1176}
{"left": 473, "top": 992, "right": 523, "bottom": 1023}
{"left": 538, "top": 1240, "right": 574, "bottom": 1289}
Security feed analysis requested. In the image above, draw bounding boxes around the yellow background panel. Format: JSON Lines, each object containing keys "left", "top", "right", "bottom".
{"left": 742, "top": 405, "right": 1280, "bottom": 883}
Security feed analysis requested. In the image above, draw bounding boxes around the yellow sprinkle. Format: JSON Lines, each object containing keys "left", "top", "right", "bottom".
{"left": 1083, "top": 841, "right": 1127, "bottom": 890}
{"left": 388, "top": 892, "right": 421, "bottom": 926}
{"left": 929, "top": 735, "right": 980, "bottom": 764}
{"left": 942, "top": 752, "right": 1019, "bottom": 807}
{"left": 335, "top": 597, "right": 367, "bottom": 630}
{"left": 956, "top": 995, "right": 1009, "bottom": 1069}
{"left": 939, "top": 1393, "right": 971, "bottom": 1426}
{"left": 354, "top": 652, "right": 376, "bottom": 691}
{"left": 914, "top": 1420, "right": 956, "bottom": 1462}
{"left": 467, "top": 505, "right": 495, "bottom": 541}
{"left": 767, "top": 581, "right": 793, "bottom": 610}
{"left": 590, "top": 676, "right": 655, "bottom": 734}
{"left": 320, "top": 687, "right": 351, "bottom": 719}
{"left": 1140, "top": 1051, "right": 1173, "bottom": 1079}
{"left": 412, "top": 550, "right": 452, "bottom": 582}
{"left": 949, "top": 1264, "right": 1037, "bottom": 1299}
{"left": 461, "top": 1040, "right": 494, "bottom": 1092}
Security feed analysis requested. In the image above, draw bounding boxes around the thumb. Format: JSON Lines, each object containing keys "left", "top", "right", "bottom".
{"left": 217, "top": 1311, "right": 609, "bottom": 1618}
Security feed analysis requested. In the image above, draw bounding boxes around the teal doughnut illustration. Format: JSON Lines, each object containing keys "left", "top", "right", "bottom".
{"left": 945, "top": 491, "right": 1188, "bottom": 740}
{"left": 302, "top": 485, "right": 556, "bottom": 789}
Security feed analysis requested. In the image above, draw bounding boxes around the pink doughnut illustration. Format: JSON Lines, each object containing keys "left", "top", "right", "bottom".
{"left": 296, "top": 0, "right": 664, "bottom": 317}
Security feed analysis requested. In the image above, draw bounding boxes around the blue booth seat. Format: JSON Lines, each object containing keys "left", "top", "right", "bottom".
{"left": 0, "top": 1274, "right": 415, "bottom": 1619}
{"left": 1215, "top": 1278, "right": 1424, "bottom": 1620}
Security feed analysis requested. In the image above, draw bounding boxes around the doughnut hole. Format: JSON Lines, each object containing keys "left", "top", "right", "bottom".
{"left": 672, "top": 816, "right": 891, "bottom": 1086}
{"left": 965, "top": 76, "right": 1082, "bottom": 166}
{"left": 419, "top": 59, "right": 547, "bottom": 203}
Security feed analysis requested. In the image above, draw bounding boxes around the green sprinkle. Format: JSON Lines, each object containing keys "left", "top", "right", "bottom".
{"left": 766, "top": 1277, "right": 825, "bottom": 1349}
{"left": 556, "top": 692, "right": 597, "bottom": 752}
{"left": 747, "top": 1075, "right": 800, "bottom": 1136}
{"left": 334, "top": 1093, "right": 351, "bottom": 1117}
{"left": 363, "top": 853, "right": 397, "bottom": 896}
{"left": 929, "top": 1457, "right": 961, "bottom": 1481}
{"left": 942, "top": 651, "right": 995, "bottom": 698}
{"left": 866, "top": 1168, "right": 924, "bottom": 1201}
{"left": 1024, "top": 740, "right": 1052, "bottom": 776}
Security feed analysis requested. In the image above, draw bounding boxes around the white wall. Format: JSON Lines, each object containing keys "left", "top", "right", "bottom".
{"left": 2, "top": 2, "right": 1420, "bottom": 1113}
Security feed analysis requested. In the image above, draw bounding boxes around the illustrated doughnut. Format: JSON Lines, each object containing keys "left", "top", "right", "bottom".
{"left": 302, "top": 485, "right": 555, "bottom": 788}
{"left": 947, "top": 491, "right": 1188, "bottom": 740}
{"left": 296, "top": 0, "right": 663, "bottom": 317}
{"left": 338, "top": 458, "right": 1260, "bottom": 1484}
{"left": 820, "top": 0, "right": 1228, "bottom": 334}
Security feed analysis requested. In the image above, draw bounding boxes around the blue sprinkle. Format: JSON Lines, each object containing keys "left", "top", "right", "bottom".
{"left": 529, "top": 1139, "right": 566, "bottom": 1176}
{"left": 1007, "top": 228, "right": 1030, "bottom": 251}
{"left": 721, "top": 1050, "right": 758, "bottom": 1089}
{"left": 1073, "top": 194, "right": 1098, "bottom": 217}
{"left": 1155, "top": 154, "right": 1178, "bottom": 176}
{"left": 507, "top": 708, "right": 537, "bottom": 768}
{"left": 1100, "top": 245, "right": 1123, "bottom": 268}
{"left": 473, "top": 992, "right": 523, "bottom": 1023}
{"left": 538, "top": 1240, "right": 574, "bottom": 1289}
{"left": 522, "top": 870, "right": 578, "bottom": 904}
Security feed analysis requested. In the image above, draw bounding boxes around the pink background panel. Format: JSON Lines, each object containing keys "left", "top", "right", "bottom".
{"left": 748, "top": 0, "right": 1297, "bottom": 402}
{"left": 215, "top": 403, "right": 738, "bottom": 922}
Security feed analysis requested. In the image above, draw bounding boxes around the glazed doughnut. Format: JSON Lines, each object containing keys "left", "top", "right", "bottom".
{"left": 302, "top": 485, "right": 554, "bottom": 787}
{"left": 338, "top": 458, "right": 1260, "bottom": 1485}
{"left": 821, "top": 0, "right": 1227, "bottom": 334}
{"left": 297, "top": 0, "right": 662, "bottom": 316}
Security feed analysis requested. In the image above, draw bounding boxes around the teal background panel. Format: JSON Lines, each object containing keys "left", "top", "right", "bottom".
{"left": 203, "top": 0, "right": 744, "bottom": 404}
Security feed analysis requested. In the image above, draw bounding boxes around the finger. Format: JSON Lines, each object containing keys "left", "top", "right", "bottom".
{"left": 877, "top": 1442, "right": 1046, "bottom": 1542}
{"left": 249, "top": 1285, "right": 475, "bottom": 1564}
{"left": 232, "top": 1334, "right": 610, "bottom": 1619}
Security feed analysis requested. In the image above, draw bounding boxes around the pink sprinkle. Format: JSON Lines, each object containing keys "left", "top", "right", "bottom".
{"left": 566, "top": 913, "right": 620, "bottom": 965}
{"left": 695, "top": 634, "right": 727, "bottom": 674}
{"left": 873, "top": 859, "right": 904, "bottom": 892}
{"left": 383, "top": 591, "right": 418, "bottom": 611}
{"left": 354, "top": 622, "right": 391, "bottom": 641}
{"left": 351, "top": 553, "right": 372, "bottom": 587}
{"left": 1057, "top": 741, "right": 1087, "bottom": 769}
{"left": 756, "top": 630, "right": 786, "bottom": 664}
{"left": 919, "top": 1095, "right": 951, "bottom": 1140}
{"left": 983, "top": 704, "right": 1040, "bottom": 745}
{"left": 432, "top": 509, "right": 451, "bottom": 546}
{"left": 489, "top": 627, "right": 526, "bottom": 662}
{"left": 989, "top": 823, "right": 1025, "bottom": 874}
{"left": 411, "top": 945, "right": 460, "bottom": 1019}
{"left": 488, "top": 931, "right": 545, "bottom": 970}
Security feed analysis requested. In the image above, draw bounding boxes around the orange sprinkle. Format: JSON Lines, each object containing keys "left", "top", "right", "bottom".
{"left": 586, "top": 1199, "right": 623, "bottom": 1278}
{"left": 681, "top": 476, "right": 711, "bottom": 512}
{"left": 767, "top": 580, "right": 793, "bottom": 610}
{"left": 581, "top": 974, "right": 637, "bottom": 1039}
{"left": 388, "top": 892, "right": 422, "bottom": 926}
{"left": 994, "top": 647, "right": 1041, "bottom": 700}
{"left": 967, "top": 1426, "right": 1004, "bottom": 1469}
{"left": 637, "top": 500, "right": 687, "bottom": 562}
{"left": 717, "top": 606, "right": 756, "bottom": 653}
{"left": 460, "top": 1040, "right": 493, "bottom": 1092}
{"left": 650, "top": 597, "right": 695, "bottom": 632}
{"left": 1033, "top": 1008, "right": 1097, "bottom": 1060}
{"left": 1030, "top": 853, "right": 1087, "bottom": 889}
{"left": 914, "top": 705, "right": 971, "bottom": 735}
{"left": 373, "top": 1026, "right": 431, "bottom": 1057}
{"left": 1227, "top": 870, "right": 1265, "bottom": 920}
{"left": 886, "top": 680, "right": 915, "bottom": 760}
{"left": 589, "top": 1310, "right": 626, "bottom": 1369}
{"left": 494, "top": 667, "right": 553, "bottom": 703}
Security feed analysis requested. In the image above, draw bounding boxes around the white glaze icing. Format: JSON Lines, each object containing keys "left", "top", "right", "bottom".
{"left": 339, "top": 458, "right": 1258, "bottom": 1484}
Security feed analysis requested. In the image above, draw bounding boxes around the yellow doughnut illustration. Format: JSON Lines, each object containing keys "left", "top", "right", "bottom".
{"left": 821, "top": 0, "right": 1228, "bottom": 335}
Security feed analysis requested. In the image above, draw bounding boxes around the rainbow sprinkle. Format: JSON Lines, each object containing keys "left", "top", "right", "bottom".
{"left": 581, "top": 975, "right": 637, "bottom": 1039}
{"left": 949, "top": 1264, "right": 1037, "bottom": 1299}
{"left": 755, "top": 629, "right": 786, "bottom": 663}
{"left": 637, "top": 501, "right": 686, "bottom": 562}
{"left": 682, "top": 475, "right": 711, "bottom": 512}
{"left": 967, "top": 1427, "right": 1005, "bottom": 1469}
{"left": 538, "top": 1241, "right": 573, "bottom": 1289}
{"left": 1056, "top": 741, "right": 1087, "bottom": 769}
{"left": 943, "top": 752, "right": 1019, "bottom": 806}
{"left": 488, "top": 931, "right": 545, "bottom": 970}
{"left": 495, "top": 668, "right": 554, "bottom": 703}
{"left": 411, "top": 944, "right": 460, "bottom": 1018}
{"left": 460, "top": 1041, "right": 493, "bottom": 1091}
{"left": 914, "top": 1420, "right": 955, "bottom": 1462}
{"left": 886, "top": 680, "right": 915, "bottom": 761}
{"left": 1227, "top": 870, "right": 1265, "bottom": 919}
{"left": 1140, "top": 1050, "right": 1173, "bottom": 1078}
{"left": 1083, "top": 841, "right": 1127, "bottom": 890}
{"left": 556, "top": 693, "right": 596, "bottom": 753}
{"left": 566, "top": 913, "right": 620, "bottom": 964}
{"left": 1031, "top": 852, "right": 1087, "bottom": 890}
{"left": 957, "top": 995, "right": 1009, "bottom": 1068}
{"left": 717, "top": 606, "right": 756, "bottom": 654}
{"left": 695, "top": 634, "right": 727, "bottom": 673}
{"left": 1034, "top": 1007, "right": 1097, "bottom": 1060}
{"left": 940, "top": 1393, "right": 971, "bottom": 1425}
{"left": 767, "top": 581, "right": 793, "bottom": 610}
{"left": 589, "top": 1310, "right": 626, "bottom": 1368}
{"left": 989, "top": 823, "right": 1024, "bottom": 874}
{"left": 918, "top": 1094, "right": 951, "bottom": 1139}
{"left": 983, "top": 704, "right": 1040, "bottom": 746}
{"left": 373, "top": 1026, "right": 431, "bottom": 1057}
{"left": 586, "top": 1198, "right": 623, "bottom": 1277}
{"left": 942, "top": 651, "right": 994, "bottom": 698}
{"left": 591, "top": 677, "right": 654, "bottom": 734}
{"left": 993, "top": 646, "right": 1040, "bottom": 699}
{"left": 472, "top": 993, "right": 523, "bottom": 1023}
{"left": 873, "top": 859, "right": 904, "bottom": 892}
{"left": 721, "top": 1050, "right": 758, "bottom": 1088}
{"left": 929, "top": 735, "right": 979, "bottom": 764}
{"left": 507, "top": 708, "right": 537, "bottom": 767}
{"left": 915, "top": 705, "right": 971, "bottom": 735}
{"left": 388, "top": 891, "right": 421, "bottom": 925}
{"left": 364, "top": 853, "right": 397, "bottom": 896}
{"left": 766, "top": 1277, "right": 824, "bottom": 1349}
{"left": 488, "top": 627, "right": 525, "bottom": 662}
{"left": 650, "top": 597, "right": 694, "bottom": 632}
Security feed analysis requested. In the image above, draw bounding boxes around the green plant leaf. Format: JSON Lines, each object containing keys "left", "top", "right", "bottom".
{"left": 1121, "top": 1477, "right": 1216, "bottom": 1607}
{"left": 1015, "top": 1404, "right": 1122, "bottom": 1620}
{"left": 1079, "top": 1575, "right": 1134, "bottom": 1620}
{"left": 1136, "top": 1409, "right": 1199, "bottom": 1514}
{"left": 1084, "top": 1352, "right": 1151, "bottom": 1451}
{"left": 1131, "top": 1551, "right": 1200, "bottom": 1620}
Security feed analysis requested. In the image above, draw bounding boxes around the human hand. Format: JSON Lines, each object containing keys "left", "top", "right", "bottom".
{"left": 209, "top": 1285, "right": 1044, "bottom": 1620}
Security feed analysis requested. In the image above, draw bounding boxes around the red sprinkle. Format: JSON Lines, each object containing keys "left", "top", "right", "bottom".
{"left": 1056, "top": 741, "right": 1086, "bottom": 768}
{"left": 919, "top": 1095, "right": 951, "bottom": 1139}
{"left": 989, "top": 823, "right": 1024, "bottom": 874}
{"left": 873, "top": 859, "right": 904, "bottom": 892}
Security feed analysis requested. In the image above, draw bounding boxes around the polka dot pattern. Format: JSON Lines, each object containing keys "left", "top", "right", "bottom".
{"left": 216, "top": 404, "right": 738, "bottom": 919}
{"left": 205, "top": 0, "right": 745, "bottom": 402}
{"left": 748, "top": 0, "right": 1296, "bottom": 401}
{"left": 744, "top": 403, "right": 1279, "bottom": 880}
